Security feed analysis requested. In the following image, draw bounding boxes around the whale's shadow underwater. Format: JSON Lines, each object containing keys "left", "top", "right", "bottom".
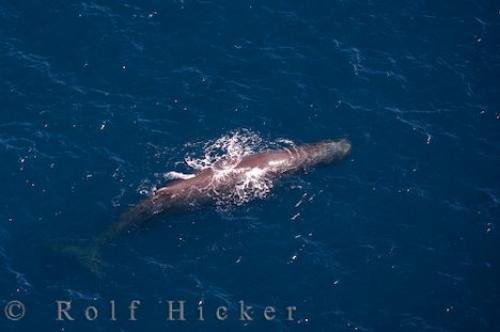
{"left": 51, "top": 138, "right": 352, "bottom": 276}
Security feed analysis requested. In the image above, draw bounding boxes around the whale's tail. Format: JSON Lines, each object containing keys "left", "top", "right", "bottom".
{"left": 48, "top": 239, "right": 107, "bottom": 277}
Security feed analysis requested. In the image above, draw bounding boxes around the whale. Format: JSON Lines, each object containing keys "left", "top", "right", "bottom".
{"left": 53, "top": 138, "right": 351, "bottom": 275}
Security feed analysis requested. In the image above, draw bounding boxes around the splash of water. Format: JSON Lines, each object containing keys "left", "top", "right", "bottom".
{"left": 184, "top": 129, "right": 265, "bottom": 171}
{"left": 183, "top": 129, "right": 293, "bottom": 207}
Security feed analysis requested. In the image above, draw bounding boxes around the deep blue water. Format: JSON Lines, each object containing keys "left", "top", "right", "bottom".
{"left": 1, "top": 1, "right": 499, "bottom": 331}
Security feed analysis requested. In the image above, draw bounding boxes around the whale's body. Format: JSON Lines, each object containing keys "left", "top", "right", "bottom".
{"left": 54, "top": 138, "right": 351, "bottom": 274}
{"left": 107, "top": 138, "right": 351, "bottom": 235}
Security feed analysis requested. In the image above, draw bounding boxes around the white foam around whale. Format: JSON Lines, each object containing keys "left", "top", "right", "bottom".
{"left": 183, "top": 130, "right": 293, "bottom": 207}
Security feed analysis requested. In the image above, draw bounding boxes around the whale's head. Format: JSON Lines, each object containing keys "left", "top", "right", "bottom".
{"left": 235, "top": 138, "right": 351, "bottom": 175}
{"left": 300, "top": 138, "right": 352, "bottom": 166}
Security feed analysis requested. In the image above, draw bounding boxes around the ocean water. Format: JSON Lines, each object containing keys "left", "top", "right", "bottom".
{"left": 1, "top": 1, "right": 499, "bottom": 331}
